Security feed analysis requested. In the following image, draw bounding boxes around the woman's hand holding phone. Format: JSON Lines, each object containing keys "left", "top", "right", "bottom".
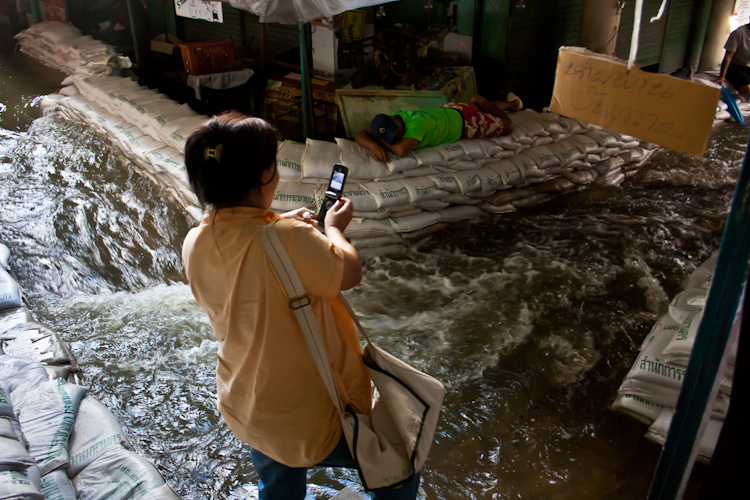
{"left": 281, "top": 207, "right": 319, "bottom": 226}
{"left": 324, "top": 198, "right": 353, "bottom": 233}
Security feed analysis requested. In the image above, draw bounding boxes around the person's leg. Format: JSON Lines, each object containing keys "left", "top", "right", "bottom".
{"left": 469, "top": 95, "right": 515, "bottom": 136}
{"left": 726, "top": 65, "right": 750, "bottom": 100}
{"left": 250, "top": 447, "right": 308, "bottom": 500}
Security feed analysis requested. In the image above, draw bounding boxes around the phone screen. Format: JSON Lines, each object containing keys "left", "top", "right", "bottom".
{"left": 317, "top": 164, "right": 348, "bottom": 227}
{"left": 330, "top": 170, "right": 345, "bottom": 192}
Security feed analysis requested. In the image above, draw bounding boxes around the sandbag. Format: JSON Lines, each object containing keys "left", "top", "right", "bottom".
{"left": 509, "top": 112, "right": 550, "bottom": 136}
{"left": 301, "top": 139, "right": 340, "bottom": 182}
{"left": 276, "top": 140, "right": 305, "bottom": 182}
{"left": 454, "top": 139, "right": 488, "bottom": 159}
{"left": 388, "top": 212, "right": 443, "bottom": 233}
{"left": 646, "top": 408, "right": 723, "bottom": 464}
{"left": 668, "top": 287, "right": 707, "bottom": 324}
{"left": 509, "top": 153, "right": 545, "bottom": 180}
{"left": 336, "top": 138, "right": 394, "bottom": 181}
{"left": 11, "top": 378, "right": 88, "bottom": 475}
{"left": 40, "top": 469, "right": 77, "bottom": 500}
{"left": 487, "top": 160, "right": 523, "bottom": 186}
{"left": 72, "top": 445, "right": 179, "bottom": 500}
{"left": 360, "top": 181, "right": 411, "bottom": 209}
{"left": 611, "top": 391, "right": 665, "bottom": 425}
{"left": 401, "top": 177, "right": 448, "bottom": 204}
{"left": 0, "top": 269, "right": 22, "bottom": 311}
{"left": 1, "top": 321, "right": 72, "bottom": 365}
{"left": 337, "top": 184, "right": 378, "bottom": 212}
{"left": 67, "top": 396, "right": 132, "bottom": 478}
{"left": 427, "top": 173, "right": 462, "bottom": 193}
{"left": 0, "top": 357, "right": 49, "bottom": 393}
{"left": 0, "top": 469, "right": 44, "bottom": 499}
{"left": 386, "top": 152, "right": 420, "bottom": 173}
{"left": 271, "top": 182, "right": 317, "bottom": 211}
{"left": 523, "top": 145, "right": 560, "bottom": 169}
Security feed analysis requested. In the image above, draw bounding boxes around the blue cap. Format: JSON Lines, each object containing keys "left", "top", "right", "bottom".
{"left": 371, "top": 114, "right": 399, "bottom": 145}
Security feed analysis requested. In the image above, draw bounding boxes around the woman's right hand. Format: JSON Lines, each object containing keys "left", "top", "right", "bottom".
{"left": 324, "top": 198, "right": 354, "bottom": 232}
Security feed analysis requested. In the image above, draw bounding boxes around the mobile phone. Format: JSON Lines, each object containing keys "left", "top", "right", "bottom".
{"left": 317, "top": 163, "right": 348, "bottom": 227}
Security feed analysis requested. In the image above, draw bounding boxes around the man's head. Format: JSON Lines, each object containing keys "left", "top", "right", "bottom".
{"left": 371, "top": 114, "right": 403, "bottom": 144}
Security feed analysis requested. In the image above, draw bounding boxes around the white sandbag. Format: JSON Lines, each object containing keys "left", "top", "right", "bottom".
{"left": 521, "top": 110, "right": 570, "bottom": 135}
{"left": 547, "top": 140, "right": 587, "bottom": 167}
{"left": 601, "top": 146, "right": 621, "bottom": 158}
{"left": 487, "top": 160, "right": 523, "bottom": 186}
{"left": 390, "top": 207, "right": 423, "bottom": 218}
{"left": 560, "top": 116, "right": 590, "bottom": 133}
{"left": 59, "top": 85, "right": 79, "bottom": 96}
{"left": 438, "top": 205, "right": 487, "bottom": 222}
{"left": 668, "top": 287, "right": 707, "bottom": 324}
{"left": 276, "top": 140, "right": 305, "bottom": 182}
{"left": 0, "top": 268, "right": 22, "bottom": 311}
{"left": 0, "top": 380, "right": 13, "bottom": 418}
{"left": 40, "top": 469, "right": 77, "bottom": 500}
{"left": 360, "top": 181, "right": 411, "bottom": 209}
{"left": 159, "top": 115, "right": 206, "bottom": 151}
{"left": 1, "top": 321, "right": 71, "bottom": 365}
{"left": 416, "top": 199, "right": 451, "bottom": 211}
{"left": 0, "top": 434, "right": 35, "bottom": 468}
{"left": 386, "top": 152, "right": 420, "bottom": 173}
{"left": 568, "top": 134, "right": 605, "bottom": 154}
{"left": 427, "top": 173, "right": 462, "bottom": 193}
{"left": 67, "top": 396, "right": 132, "bottom": 478}
{"left": 594, "top": 156, "right": 626, "bottom": 175}
{"left": 443, "top": 193, "right": 482, "bottom": 204}
{"left": 684, "top": 252, "right": 717, "bottom": 290}
{"left": 335, "top": 138, "right": 393, "bottom": 180}
{"left": 491, "top": 134, "right": 524, "bottom": 150}
{"left": 661, "top": 309, "right": 701, "bottom": 368}
{"left": 0, "top": 415, "right": 17, "bottom": 439}
{"left": 474, "top": 165, "right": 505, "bottom": 193}
{"left": 37, "top": 22, "right": 82, "bottom": 46}
{"left": 0, "top": 356, "right": 49, "bottom": 392}
{"left": 434, "top": 142, "right": 467, "bottom": 161}
{"left": 343, "top": 219, "right": 395, "bottom": 239}
{"left": 531, "top": 136, "right": 554, "bottom": 147}
{"left": 72, "top": 445, "right": 179, "bottom": 500}
{"left": 595, "top": 170, "right": 625, "bottom": 186}
{"left": 611, "top": 392, "right": 665, "bottom": 425}
{"left": 403, "top": 165, "right": 443, "bottom": 178}
{"left": 478, "top": 201, "right": 516, "bottom": 214}
{"left": 645, "top": 408, "right": 723, "bottom": 464}
{"left": 271, "top": 182, "right": 317, "bottom": 211}
{"left": 11, "top": 378, "right": 88, "bottom": 475}
{"left": 552, "top": 132, "right": 572, "bottom": 142}
{"left": 451, "top": 171, "right": 483, "bottom": 194}
{"left": 454, "top": 138, "right": 488, "bottom": 159}
{"left": 412, "top": 146, "right": 446, "bottom": 166}
{"left": 523, "top": 145, "right": 560, "bottom": 169}
{"left": 508, "top": 125, "right": 533, "bottom": 145}
{"left": 509, "top": 112, "right": 550, "bottom": 136}
{"left": 388, "top": 212, "right": 443, "bottom": 233}
{"left": 301, "top": 139, "right": 340, "bottom": 182}
{"left": 586, "top": 129, "right": 621, "bottom": 148}
{"left": 485, "top": 187, "right": 536, "bottom": 206}
{"left": 147, "top": 148, "right": 184, "bottom": 175}
{"left": 401, "top": 177, "right": 448, "bottom": 204}
{"left": 509, "top": 153, "right": 545, "bottom": 179}
{"left": 400, "top": 223, "right": 450, "bottom": 240}
{"left": 339, "top": 184, "right": 379, "bottom": 212}
{"left": 0, "top": 469, "right": 43, "bottom": 499}
{"left": 350, "top": 233, "right": 406, "bottom": 250}
{"left": 446, "top": 159, "right": 480, "bottom": 171}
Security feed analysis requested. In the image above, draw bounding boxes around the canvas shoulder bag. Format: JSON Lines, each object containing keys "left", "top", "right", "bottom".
{"left": 260, "top": 221, "right": 445, "bottom": 490}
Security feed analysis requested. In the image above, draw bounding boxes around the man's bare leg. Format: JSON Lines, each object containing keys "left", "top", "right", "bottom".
{"left": 471, "top": 94, "right": 522, "bottom": 116}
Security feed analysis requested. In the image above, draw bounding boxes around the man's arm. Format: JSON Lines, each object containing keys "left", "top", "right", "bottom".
{"left": 355, "top": 128, "right": 418, "bottom": 161}
{"left": 355, "top": 128, "right": 390, "bottom": 161}
{"left": 718, "top": 51, "right": 735, "bottom": 86}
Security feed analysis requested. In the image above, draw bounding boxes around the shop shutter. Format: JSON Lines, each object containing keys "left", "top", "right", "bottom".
{"left": 615, "top": 0, "right": 669, "bottom": 68}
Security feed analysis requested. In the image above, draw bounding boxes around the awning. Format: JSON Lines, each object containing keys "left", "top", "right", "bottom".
{"left": 227, "top": 0, "right": 397, "bottom": 25}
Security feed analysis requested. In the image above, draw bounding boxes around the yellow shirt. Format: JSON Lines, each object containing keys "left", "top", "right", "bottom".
{"left": 181, "top": 207, "right": 372, "bottom": 467}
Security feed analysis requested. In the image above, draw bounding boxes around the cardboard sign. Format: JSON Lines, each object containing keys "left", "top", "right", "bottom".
{"left": 550, "top": 47, "right": 720, "bottom": 157}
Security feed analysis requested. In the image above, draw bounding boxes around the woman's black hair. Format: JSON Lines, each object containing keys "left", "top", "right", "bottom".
{"left": 184, "top": 111, "right": 279, "bottom": 208}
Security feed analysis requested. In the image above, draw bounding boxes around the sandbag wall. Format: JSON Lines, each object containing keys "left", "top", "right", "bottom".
{"left": 14, "top": 20, "right": 132, "bottom": 76}
{"left": 611, "top": 254, "right": 739, "bottom": 463}
{"left": 0, "top": 243, "right": 181, "bottom": 499}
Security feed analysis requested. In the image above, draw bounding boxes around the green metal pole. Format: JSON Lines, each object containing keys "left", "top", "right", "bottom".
{"left": 125, "top": 0, "right": 141, "bottom": 68}
{"left": 63, "top": 0, "right": 70, "bottom": 22}
{"left": 299, "top": 23, "right": 315, "bottom": 140}
{"left": 685, "top": 0, "right": 714, "bottom": 69}
{"left": 29, "top": 0, "right": 41, "bottom": 24}
{"left": 647, "top": 136, "right": 750, "bottom": 499}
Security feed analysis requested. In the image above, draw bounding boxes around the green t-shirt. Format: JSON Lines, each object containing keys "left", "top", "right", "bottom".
{"left": 392, "top": 108, "right": 463, "bottom": 148}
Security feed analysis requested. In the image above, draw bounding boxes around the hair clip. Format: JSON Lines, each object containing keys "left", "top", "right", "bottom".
{"left": 204, "top": 144, "right": 224, "bottom": 163}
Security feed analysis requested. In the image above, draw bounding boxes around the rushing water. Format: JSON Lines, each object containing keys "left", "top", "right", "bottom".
{"left": 1, "top": 42, "right": 744, "bottom": 499}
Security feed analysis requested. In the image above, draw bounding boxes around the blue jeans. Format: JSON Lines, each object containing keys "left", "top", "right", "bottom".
{"left": 250, "top": 434, "right": 421, "bottom": 500}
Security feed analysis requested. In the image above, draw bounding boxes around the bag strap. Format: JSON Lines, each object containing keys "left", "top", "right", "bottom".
{"left": 259, "top": 221, "right": 345, "bottom": 414}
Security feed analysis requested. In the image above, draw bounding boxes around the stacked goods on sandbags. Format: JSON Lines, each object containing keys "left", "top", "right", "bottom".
{"left": 611, "top": 253, "right": 739, "bottom": 464}
{"left": 33, "top": 40, "right": 657, "bottom": 256}
{"left": 14, "top": 21, "right": 132, "bottom": 76}
{"left": 0, "top": 242, "right": 181, "bottom": 499}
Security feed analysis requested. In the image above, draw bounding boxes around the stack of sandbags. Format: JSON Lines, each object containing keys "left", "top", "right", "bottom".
{"left": 39, "top": 70, "right": 658, "bottom": 255}
{"left": 611, "top": 253, "right": 738, "bottom": 463}
{"left": 14, "top": 22, "right": 131, "bottom": 77}
{"left": 0, "top": 241, "right": 181, "bottom": 499}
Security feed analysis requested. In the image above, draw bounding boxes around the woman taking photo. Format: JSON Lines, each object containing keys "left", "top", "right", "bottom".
{"left": 181, "top": 111, "right": 420, "bottom": 499}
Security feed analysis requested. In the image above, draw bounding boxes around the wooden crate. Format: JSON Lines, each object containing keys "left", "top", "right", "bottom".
{"left": 264, "top": 77, "right": 339, "bottom": 138}
{"left": 179, "top": 39, "right": 235, "bottom": 76}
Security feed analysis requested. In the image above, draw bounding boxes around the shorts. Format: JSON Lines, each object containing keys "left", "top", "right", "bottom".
{"left": 441, "top": 102, "right": 505, "bottom": 139}
{"left": 726, "top": 64, "right": 750, "bottom": 90}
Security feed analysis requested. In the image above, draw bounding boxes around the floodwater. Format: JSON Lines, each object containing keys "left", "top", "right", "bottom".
{"left": 0, "top": 42, "right": 743, "bottom": 499}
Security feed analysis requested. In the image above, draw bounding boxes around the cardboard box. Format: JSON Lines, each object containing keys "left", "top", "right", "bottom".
{"left": 550, "top": 47, "right": 720, "bottom": 157}
{"left": 151, "top": 33, "right": 182, "bottom": 55}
